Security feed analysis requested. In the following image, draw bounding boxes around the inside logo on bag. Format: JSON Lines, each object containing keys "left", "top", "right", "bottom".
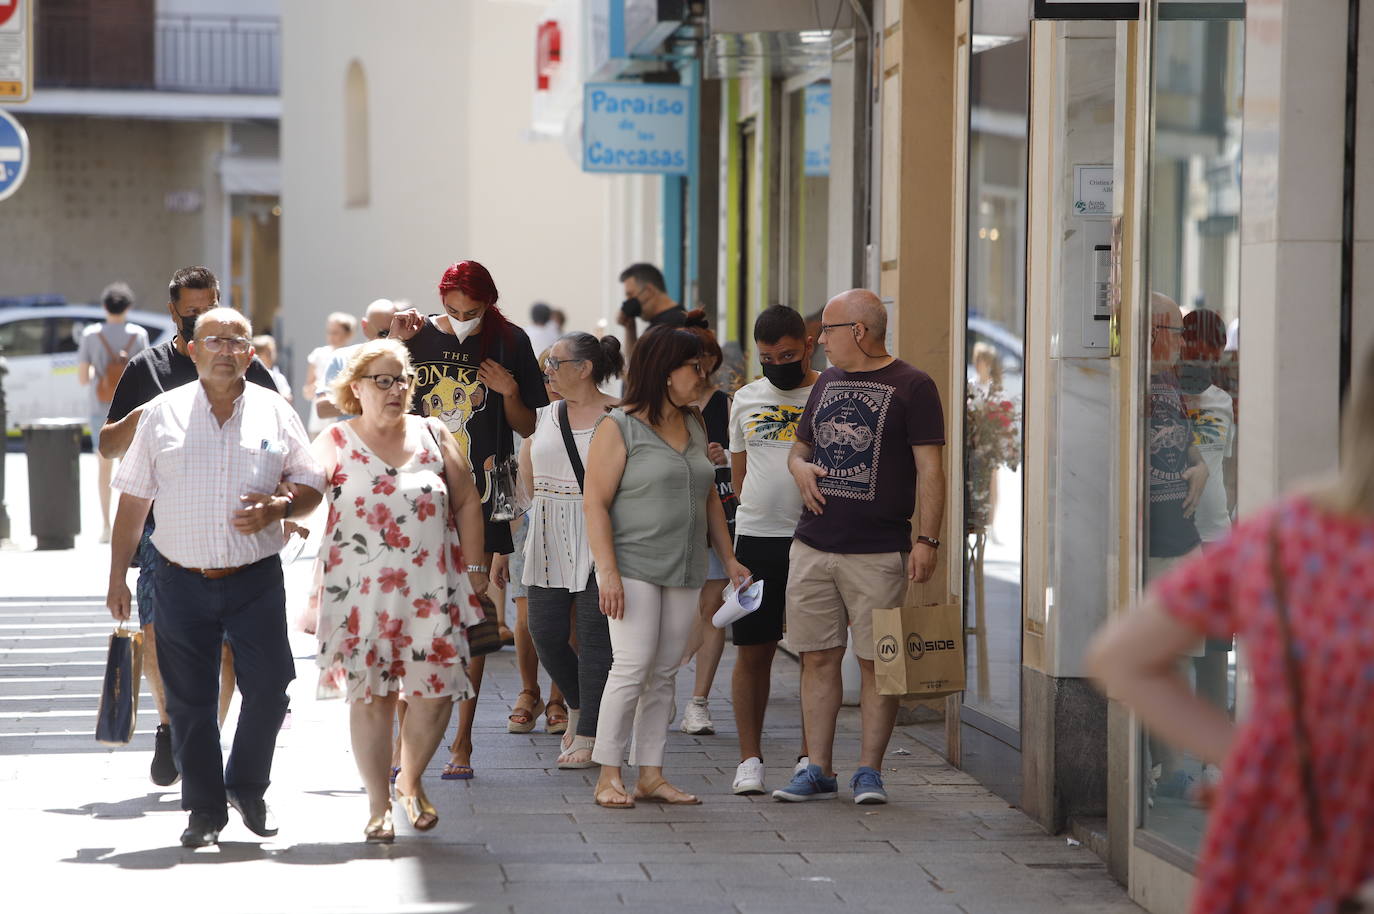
{"left": 877, "top": 635, "right": 899, "bottom": 661}
{"left": 908, "top": 632, "right": 956, "bottom": 660}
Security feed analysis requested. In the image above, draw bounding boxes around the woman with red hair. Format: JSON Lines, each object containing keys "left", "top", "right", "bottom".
{"left": 387, "top": 260, "right": 549, "bottom": 779}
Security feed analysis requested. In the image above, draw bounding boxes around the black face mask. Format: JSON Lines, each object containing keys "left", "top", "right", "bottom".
{"left": 1177, "top": 360, "right": 1214, "bottom": 395}
{"left": 178, "top": 312, "right": 199, "bottom": 343}
{"left": 761, "top": 358, "right": 807, "bottom": 390}
{"left": 621, "top": 297, "right": 643, "bottom": 319}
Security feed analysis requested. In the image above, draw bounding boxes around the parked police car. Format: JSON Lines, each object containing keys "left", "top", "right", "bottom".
{"left": 0, "top": 297, "right": 177, "bottom": 435}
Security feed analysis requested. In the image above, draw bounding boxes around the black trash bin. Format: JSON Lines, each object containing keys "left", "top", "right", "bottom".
{"left": 22, "top": 418, "right": 83, "bottom": 550}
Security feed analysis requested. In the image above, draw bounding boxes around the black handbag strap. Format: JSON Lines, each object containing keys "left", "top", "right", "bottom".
{"left": 1269, "top": 514, "right": 1326, "bottom": 846}
{"left": 557, "top": 400, "right": 585, "bottom": 493}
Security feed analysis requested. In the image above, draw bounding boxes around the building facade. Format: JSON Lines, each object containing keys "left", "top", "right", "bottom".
{"left": 541, "top": 1, "right": 1374, "bottom": 911}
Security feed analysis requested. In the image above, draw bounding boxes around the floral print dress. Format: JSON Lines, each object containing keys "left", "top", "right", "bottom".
{"left": 316, "top": 419, "right": 479, "bottom": 703}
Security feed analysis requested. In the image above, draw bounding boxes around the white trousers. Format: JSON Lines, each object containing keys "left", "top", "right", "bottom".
{"left": 591, "top": 577, "right": 700, "bottom": 768}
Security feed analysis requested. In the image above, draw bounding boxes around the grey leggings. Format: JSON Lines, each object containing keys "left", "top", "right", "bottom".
{"left": 526, "top": 575, "right": 611, "bottom": 739}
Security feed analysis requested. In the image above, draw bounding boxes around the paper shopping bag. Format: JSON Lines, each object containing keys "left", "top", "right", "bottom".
{"left": 95, "top": 626, "right": 144, "bottom": 746}
{"left": 873, "top": 589, "right": 965, "bottom": 699}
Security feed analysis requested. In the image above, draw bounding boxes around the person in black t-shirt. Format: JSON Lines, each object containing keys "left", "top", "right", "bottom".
{"left": 100, "top": 266, "right": 280, "bottom": 789}
{"left": 386, "top": 260, "right": 549, "bottom": 781}
{"left": 615, "top": 262, "right": 687, "bottom": 356}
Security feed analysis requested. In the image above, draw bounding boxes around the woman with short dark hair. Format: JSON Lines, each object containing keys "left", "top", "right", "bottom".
{"left": 583, "top": 326, "right": 750, "bottom": 808}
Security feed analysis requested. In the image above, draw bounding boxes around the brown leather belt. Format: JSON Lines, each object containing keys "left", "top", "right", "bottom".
{"left": 167, "top": 560, "right": 249, "bottom": 579}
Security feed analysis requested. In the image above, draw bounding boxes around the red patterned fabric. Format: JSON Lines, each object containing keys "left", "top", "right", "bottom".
{"left": 315, "top": 417, "right": 479, "bottom": 703}
{"left": 1152, "top": 495, "right": 1374, "bottom": 913}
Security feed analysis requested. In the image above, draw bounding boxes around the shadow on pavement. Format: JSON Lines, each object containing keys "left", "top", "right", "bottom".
{"left": 47, "top": 791, "right": 177, "bottom": 819}
{"left": 64, "top": 841, "right": 429, "bottom": 869}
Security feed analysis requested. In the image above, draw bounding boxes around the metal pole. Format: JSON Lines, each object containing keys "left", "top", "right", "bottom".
{"left": 0, "top": 345, "right": 10, "bottom": 542}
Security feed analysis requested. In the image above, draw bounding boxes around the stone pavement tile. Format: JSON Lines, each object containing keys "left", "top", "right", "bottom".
{"left": 503, "top": 861, "right": 649, "bottom": 882}
{"left": 718, "top": 882, "right": 847, "bottom": 906}
{"left": 643, "top": 859, "right": 792, "bottom": 882}
{"left": 614, "top": 881, "right": 734, "bottom": 903}
{"left": 591, "top": 842, "right": 695, "bottom": 861}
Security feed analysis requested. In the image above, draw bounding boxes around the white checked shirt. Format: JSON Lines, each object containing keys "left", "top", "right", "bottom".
{"left": 113, "top": 380, "right": 325, "bottom": 569}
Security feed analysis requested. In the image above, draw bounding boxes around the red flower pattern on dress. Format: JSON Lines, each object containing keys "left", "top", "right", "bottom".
{"left": 316, "top": 421, "right": 473, "bottom": 705}
{"left": 428, "top": 637, "right": 458, "bottom": 663}
{"left": 382, "top": 523, "right": 411, "bottom": 550}
{"left": 365, "top": 502, "right": 394, "bottom": 531}
{"left": 328, "top": 466, "right": 348, "bottom": 488}
{"left": 378, "top": 567, "right": 408, "bottom": 593}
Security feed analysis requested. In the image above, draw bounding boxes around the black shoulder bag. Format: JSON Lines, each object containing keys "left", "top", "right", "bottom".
{"left": 557, "top": 400, "right": 586, "bottom": 492}
{"left": 487, "top": 334, "right": 532, "bottom": 522}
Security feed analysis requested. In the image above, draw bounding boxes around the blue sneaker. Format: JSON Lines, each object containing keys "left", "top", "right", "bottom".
{"left": 850, "top": 766, "right": 888, "bottom": 804}
{"left": 771, "top": 763, "right": 838, "bottom": 802}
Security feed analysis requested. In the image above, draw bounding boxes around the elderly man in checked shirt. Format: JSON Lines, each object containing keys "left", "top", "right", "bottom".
{"left": 106, "top": 307, "right": 325, "bottom": 849}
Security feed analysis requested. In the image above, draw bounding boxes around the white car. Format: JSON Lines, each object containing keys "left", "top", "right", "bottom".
{"left": 0, "top": 303, "right": 177, "bottom": 436}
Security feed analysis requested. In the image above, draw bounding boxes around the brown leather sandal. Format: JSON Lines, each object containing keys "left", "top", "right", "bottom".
{"left": 634, "top": 778, "right": 701, "bottom": 805}
{"left": 545, "top": 699, "right": 569, "bottom": 734}
{"left": 508, "top": 688, "right": 545, "bottom": 734}
{"left": 594, "top": 778, "right": 635, "bottom": 809}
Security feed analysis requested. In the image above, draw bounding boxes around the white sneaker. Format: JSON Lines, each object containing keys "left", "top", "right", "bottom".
{"left": 793, "top": 755, "right": 811, "bottom": 777}
{"left": 733, "top": 757, "right": 766, "bottom": 795}
{"left": 681, "top": 697, "right": 714, "bottom": 735}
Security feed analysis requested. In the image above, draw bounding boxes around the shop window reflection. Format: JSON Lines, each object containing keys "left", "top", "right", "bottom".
{"left": 1140, "top": 9, "right": 1245, "bottom": 854}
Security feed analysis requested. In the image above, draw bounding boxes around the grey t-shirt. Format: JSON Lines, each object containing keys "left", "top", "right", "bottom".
{"left": 77, "top": 321, "right": 149, "bottom": 413}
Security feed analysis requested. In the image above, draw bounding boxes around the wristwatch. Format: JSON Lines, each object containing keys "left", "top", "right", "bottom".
{"left": 915, "top": 535, "right": 940, "bottom": 550}
{"left": 280, "top": 490, "right": 296, "bottom": 518}
{"left": 465, "top": 564, "right": 489, "bottom": 574}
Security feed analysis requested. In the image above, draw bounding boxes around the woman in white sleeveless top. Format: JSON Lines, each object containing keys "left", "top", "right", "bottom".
{"left": 520, "top": 332, "right": 623, "bottom": 768}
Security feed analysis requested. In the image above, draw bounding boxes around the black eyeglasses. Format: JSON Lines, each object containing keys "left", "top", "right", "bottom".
{"left": 361, "top": 373, "right": 413, "bottom": 390}
{"left": 544, "top": 356, "right": 586, "bottom": 372}
{"left": 818, "top": 322, "right": 858, "bottom": 336}
{"left": 1151, "top": 325, "right": 1184, "bottom": 342}
{"left": 200, "top": 336, "right": 251, "bottom": 354}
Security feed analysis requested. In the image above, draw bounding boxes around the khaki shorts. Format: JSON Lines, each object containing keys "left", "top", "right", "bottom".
{"left": 785, "top": 539, "right": 909, "bottom": 660}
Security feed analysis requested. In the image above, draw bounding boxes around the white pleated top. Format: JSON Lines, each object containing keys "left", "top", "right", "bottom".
{"left": 521, "top": 405, "right": 602, "bottom": 592}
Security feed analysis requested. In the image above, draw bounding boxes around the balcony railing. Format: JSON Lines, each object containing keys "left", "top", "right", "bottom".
{"left": 36, "top": 12, "right": 279, "bottom": 95}
{"left": 156, "top": 15, "right": 280, "bottom": 95}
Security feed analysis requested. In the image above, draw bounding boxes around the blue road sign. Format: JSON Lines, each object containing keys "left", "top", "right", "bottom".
{"left": 0, "top": 108, "right": 29, "bottom": 202}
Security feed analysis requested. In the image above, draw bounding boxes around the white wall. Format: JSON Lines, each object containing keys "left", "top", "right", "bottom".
{"left": 280, "top": 0, "right": 614, "bottom": 391}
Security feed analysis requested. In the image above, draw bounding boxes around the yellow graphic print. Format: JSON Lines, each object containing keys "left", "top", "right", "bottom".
{"left": 420, "top": 373, "right": 486, "bottom": 470}
{"left": 1188, "top": 408, "right": 1227, "bottom": 447}
{"left": 746, "top": 404, "right": 804, "bottom": 443}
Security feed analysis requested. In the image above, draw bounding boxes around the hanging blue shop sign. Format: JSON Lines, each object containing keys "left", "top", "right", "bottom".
{"left": 0, "top": 108, "right": 30, "bottom": 202}
{"left": 582, "top": 82, "right": 691, "bottom": 175}
{"left": 803, "top": 83, "right": 831, "bottom": 177}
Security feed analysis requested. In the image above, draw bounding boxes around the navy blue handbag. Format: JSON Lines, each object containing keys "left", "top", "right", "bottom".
{"left": 95, "top": 625, "right": 144, "bottom": 746}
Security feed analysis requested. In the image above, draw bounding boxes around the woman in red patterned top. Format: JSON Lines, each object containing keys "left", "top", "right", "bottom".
{"left": 1088, "top": 350, "right": 1374, "bottom": 913}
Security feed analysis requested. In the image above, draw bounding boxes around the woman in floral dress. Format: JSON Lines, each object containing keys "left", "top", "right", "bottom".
{"left": 311, "top": 339, "right": 490, "bottom": 842}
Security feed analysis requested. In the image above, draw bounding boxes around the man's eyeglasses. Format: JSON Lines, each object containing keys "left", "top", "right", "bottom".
{"left": 361, "top": 373, "right": 413, "bottom": 390}
{"left": 1150, "top": 325, "right": 1184, "bottom": 342}
{"left": 200, "top": 336, "right": 251, "bottom": 354}
{"left": 818, "top": 322, "right": 858, "bottom": 336}
{"left": 544, "top": 356, "right": 586, "bottom": 372}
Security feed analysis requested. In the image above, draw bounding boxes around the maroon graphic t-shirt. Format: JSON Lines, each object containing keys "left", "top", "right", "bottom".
{"left": 794, "top": 359, "right": 945, "bottom": 555}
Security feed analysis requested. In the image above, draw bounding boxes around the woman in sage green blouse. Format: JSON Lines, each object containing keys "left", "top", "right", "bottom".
{"left": 583, "top": 325, "right": 751, "bottom": 808}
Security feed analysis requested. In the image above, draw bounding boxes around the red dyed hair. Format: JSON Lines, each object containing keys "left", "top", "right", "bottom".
{"left": 437, "top": 260, "right": 511, "bottom": 361}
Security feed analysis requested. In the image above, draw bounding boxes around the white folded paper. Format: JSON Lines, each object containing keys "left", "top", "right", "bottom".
{"left": 712, "top": 578, "right": 764, "bottom": 628}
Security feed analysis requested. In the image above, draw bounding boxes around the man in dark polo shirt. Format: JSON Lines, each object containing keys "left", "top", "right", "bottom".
{"left": 615, "top": 262, "right": 687, "bottom": 355}
{"left": 100, "top": 266, "right": 280, "bottom": 788}
{"left": 774, "top": 288, "right": 947, "bottom": 806}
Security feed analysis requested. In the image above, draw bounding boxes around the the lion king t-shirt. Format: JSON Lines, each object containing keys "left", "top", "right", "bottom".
{"left": 794, "top": 359, "right": 945, "bottom": 554}
{"left": 403, "top": 316, "right": 548, "bottom": 541}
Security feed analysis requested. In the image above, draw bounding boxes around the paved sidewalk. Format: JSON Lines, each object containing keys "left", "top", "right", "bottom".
{"left": 0, "top": 452, "right": 1139, "bottom": 913}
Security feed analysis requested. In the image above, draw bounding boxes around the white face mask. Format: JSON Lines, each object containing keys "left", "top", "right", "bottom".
{"left": 450, "top": 314, "right": 481, "bottom": 342}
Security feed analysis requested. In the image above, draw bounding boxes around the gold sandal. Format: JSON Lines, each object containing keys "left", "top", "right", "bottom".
{"left": 395, "top": 789, "right": 439, "bottom": 831}
{"left": 364, "top": 808, "right": 395, "bottom": 843}
{"left": 634, "top": 778, "right": 701, "bottom": 805}
{"left": 594, "top": 778, "right": 636, "bottom": 809}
